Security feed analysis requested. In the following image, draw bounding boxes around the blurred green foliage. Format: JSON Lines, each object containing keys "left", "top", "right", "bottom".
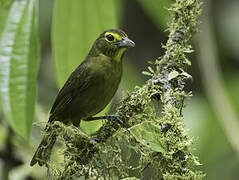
{"left": 137, "top": 0, "right": 172, "bottom": 29}
{"left": 0, "top": 0, "right": 238, "bottom": 179}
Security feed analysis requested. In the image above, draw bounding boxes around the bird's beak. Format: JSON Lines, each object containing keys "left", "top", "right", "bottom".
{"left": 117, "top": 37, "right": 135, "bottom": 48}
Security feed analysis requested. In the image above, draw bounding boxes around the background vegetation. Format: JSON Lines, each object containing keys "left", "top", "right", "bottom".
{"left": 0, "top": 0, "right": 239, "bottom": 179}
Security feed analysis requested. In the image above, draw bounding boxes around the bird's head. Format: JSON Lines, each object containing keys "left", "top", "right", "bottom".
{"left": 89, "top": 29, "right": 135, "bottom": 61}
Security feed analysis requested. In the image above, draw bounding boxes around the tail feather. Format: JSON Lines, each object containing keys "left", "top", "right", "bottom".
{"left": 30, "top": 125, "right": 57, "bottom": 167}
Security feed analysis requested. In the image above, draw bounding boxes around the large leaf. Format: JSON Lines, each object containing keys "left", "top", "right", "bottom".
{"left": 0, "top": 0, "right": 13, "bottom": 37}
{"left": 137, "top": 0, "right": 172, "bottom": 29}
{"left": 52, "top": 0, "right": 119, "bottom": 87}
{"left": 0, "top": 0, "right": 40, "bottom": 140}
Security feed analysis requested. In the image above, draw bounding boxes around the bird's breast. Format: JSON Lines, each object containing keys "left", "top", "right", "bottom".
{"left": 71, "top": 57, "right": 122, "bottom": 119}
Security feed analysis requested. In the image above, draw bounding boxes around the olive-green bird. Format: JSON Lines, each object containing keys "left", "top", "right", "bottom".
{"left": 30, "top": 29, "right": 135, "bottom": 166}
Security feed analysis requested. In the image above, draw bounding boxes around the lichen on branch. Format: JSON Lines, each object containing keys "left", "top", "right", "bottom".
{"left": 47, "top": 0, "right": 205, "bottom": 179}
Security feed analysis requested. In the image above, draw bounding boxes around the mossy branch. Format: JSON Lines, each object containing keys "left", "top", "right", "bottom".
{"left": 46, "top": 0, "right": 205, "bottom": 179}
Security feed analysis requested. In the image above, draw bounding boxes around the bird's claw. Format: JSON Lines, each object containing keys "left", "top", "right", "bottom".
{"left": 115, "top": 115, "right": 124, "bottom": 124}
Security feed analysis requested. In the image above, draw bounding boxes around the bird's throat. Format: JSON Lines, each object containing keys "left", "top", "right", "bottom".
{"left": 114, "top": 48, "right": 126, "bottom": 62}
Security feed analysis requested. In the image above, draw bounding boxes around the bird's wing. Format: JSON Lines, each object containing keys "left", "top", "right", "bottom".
{"left": 49, "top": 61, "right": 90, "bottom": 120}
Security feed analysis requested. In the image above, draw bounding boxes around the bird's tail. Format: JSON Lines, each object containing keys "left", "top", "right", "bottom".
{"left": 30, "top": 125, "right": 57, "bottom": 167}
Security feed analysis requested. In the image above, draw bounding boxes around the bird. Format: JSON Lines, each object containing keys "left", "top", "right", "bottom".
{"left": 30, "top": 29, "right": 135, "bottom": 167}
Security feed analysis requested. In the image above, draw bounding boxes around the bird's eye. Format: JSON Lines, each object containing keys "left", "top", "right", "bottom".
{"left": 106, "top": 34, "right": 115, "bottom": 41}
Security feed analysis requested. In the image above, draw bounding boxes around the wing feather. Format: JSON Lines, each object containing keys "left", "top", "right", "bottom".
{"left": 49, "top": 61, "right": 90, "bottom": 120}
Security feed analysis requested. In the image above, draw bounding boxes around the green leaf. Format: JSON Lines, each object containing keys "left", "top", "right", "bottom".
{"left": 168, "top": 70, "right": 179, "bottom": 80}
{"left": 181, "top": 71, "right": 192, "bottom": 79}
{"left": 52, "top": 0, "right": 119, "bottom": 87}
{"left": 137, "top": 0, "right": 172, "bottom": 29}
{"left": 142, "top": 71, "right": 153, "bottom": 77}
{"left": 129, "top": 121, "right": 166, "bottom": 153}
{"left": 0, "top": 0, "right": 13, "bottom": 37}
{"left": 0, "top": 0, "right": 40, "bottom": 140}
